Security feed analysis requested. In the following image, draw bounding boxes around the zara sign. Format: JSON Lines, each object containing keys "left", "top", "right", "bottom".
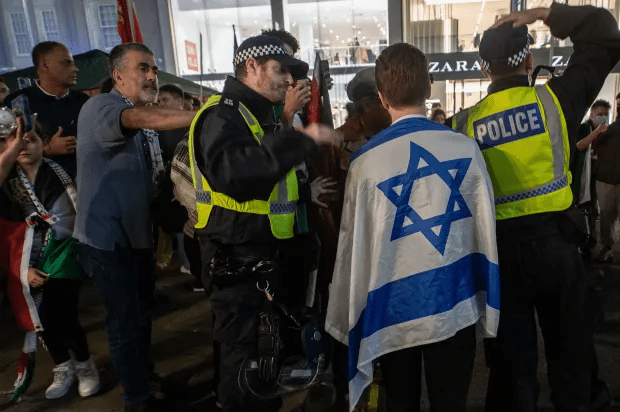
{"left": 427, "top": 47, "right": 572, "bottom": 81}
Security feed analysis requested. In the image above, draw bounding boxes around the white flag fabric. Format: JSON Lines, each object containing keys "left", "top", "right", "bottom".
{"left": 325, "top": 115, "right": 500, "bottom": 410}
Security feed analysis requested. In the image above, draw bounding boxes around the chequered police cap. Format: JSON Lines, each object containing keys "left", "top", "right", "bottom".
{"left": 233, "top": 35, "right": 290, "bottom": 67}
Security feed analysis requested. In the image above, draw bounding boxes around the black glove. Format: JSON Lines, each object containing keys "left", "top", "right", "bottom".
{"left": 257, "top": 310, "right": 281, "bottom": 381}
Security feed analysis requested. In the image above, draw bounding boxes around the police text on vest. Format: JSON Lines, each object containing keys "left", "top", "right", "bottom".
{"left": 473, "top": 103, "right": 545, "bottom": 149}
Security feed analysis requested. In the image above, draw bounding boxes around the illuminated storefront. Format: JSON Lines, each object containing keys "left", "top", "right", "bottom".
{"left": 167, "top": 0, "right": 620, "bottom": 122}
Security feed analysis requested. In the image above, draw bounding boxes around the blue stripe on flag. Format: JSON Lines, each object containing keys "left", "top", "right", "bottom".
{"left": 347, "top": 252, "right": 499, "bottom": 381}
{"left": 351, "top": 117, "right": 457, "bottom": 163}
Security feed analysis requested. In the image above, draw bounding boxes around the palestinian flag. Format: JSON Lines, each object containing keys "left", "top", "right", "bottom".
{"left": 0, "top": 218, "right": 41, "bottom": 402}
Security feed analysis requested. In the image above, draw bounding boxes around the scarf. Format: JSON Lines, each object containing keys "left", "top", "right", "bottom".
{"left": 121, "top": 96, "right": 165, "bottom": 194}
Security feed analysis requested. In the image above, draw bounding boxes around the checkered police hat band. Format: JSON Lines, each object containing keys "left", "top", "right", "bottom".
{"left": 233, "top": 44, "right": 289, "bottom": 66}
{"left": 480, "top": 44, "right": 530, "bottom": 74}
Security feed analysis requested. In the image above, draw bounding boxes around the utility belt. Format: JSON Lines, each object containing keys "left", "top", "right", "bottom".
{"left": 210, "top": 251, "right": 278, "bottom": 288}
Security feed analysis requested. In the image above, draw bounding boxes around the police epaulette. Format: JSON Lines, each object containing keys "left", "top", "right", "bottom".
{"left": 218, "top": 95, "right": 239, "bottom": 111}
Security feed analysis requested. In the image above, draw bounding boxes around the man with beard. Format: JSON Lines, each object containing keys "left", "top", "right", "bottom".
{"left": 189, "top": 35, "right": 341, "bottom": 412}
{"left": 5, "top": 41, "right": 88, "bottom": 177}
{"left": 74, "top": 43, "right": 196, "bottom": 412}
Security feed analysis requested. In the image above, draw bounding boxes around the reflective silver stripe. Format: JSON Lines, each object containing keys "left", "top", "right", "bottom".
{"left": 196, "top": 190, "right": 212, "bottom": 205}
{"left": 495, "top": 174, "right": 569, "bottom": 205}
{"left": 535, "top": 85, "right": 565, "bottom": 180}
{"left": 238, "top": 103, "right": 263, "bottom": 142}
{"left": 454, "top": 109, "right": 469, "bottom": 135}
{"left": 189, "top": 132, "right": 212, "bottom": 204}
{"left": 270, "top": 176, "right": 297, "bottom": 215}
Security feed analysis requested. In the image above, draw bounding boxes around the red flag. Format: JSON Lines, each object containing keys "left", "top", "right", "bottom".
{"left": 117, "top": 0, "right": 143, "bottom": 43}
{"left": 0, "top": 218, "right": 41, "bottom": 332}
{"left": 306, "top": 52, "right": 322, "bottom": 125}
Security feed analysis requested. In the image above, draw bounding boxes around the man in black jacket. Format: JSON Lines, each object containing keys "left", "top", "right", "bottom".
{"left": 191, "top": 35, "right": 340, "bottom": 412}
{"left": 5, "top": 41, "right": 88, "bottom": 177}
{"left": 452, "top": 4, "right": 620, "bottom": 411}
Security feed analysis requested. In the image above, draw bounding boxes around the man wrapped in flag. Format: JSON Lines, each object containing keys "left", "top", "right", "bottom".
{"left": 325, "top": 43, "right": 500, "bottom": 411}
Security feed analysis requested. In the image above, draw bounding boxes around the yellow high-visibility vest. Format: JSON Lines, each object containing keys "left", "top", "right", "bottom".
{"left": 188, "top": 95, "right": 299, "bottom": 239}
{"left": 452, "top": 84, "right": 572, "bottom": 220}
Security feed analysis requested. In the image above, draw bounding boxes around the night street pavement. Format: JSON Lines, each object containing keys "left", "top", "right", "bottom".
{"left": 1, "top": 257, "right": 620, "bottom": 412}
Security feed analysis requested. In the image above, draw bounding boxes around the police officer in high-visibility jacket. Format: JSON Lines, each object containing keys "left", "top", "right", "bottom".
{"left": 452, "top": 5, "right": 620, "bottom": 412}
{"left": 189, "top": 35, "right": 340, "bottom": 412}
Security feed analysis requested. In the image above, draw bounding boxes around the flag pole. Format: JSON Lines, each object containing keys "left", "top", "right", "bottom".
{"left": 200, "top": 33, "right": 204, "bottom": 101}
{"left": 127, "top": 0, "right": 136, "bottom": 42}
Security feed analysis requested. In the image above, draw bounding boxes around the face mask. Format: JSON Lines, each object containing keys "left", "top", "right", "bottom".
{"left": 594, "top": 115, "right": 608, "bottom": 127}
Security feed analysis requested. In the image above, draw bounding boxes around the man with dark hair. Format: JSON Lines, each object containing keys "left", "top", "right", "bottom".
{"left": 593, "top": 95, "right": 620, "bottom": 261}
{"left": 189, "top": 34, "right": 340, "bottom": 412}
{"left": 571, "top": 99, "right": 610, "bottom": 234}
{"left": 261, "top": 28, "right": 300, "bottom": 55}
{"left": 452, "top": 5, "right": 620, "bottom": 411}
{"left": 327, "top": 42, "right": 498, "bottom": 412}
{"left": 75, "top": 42, "right": 196, "bottom": 412}
{"left": 0, "top": 76, "right": 9, "bottom": 107}
{"left": 157, "top": 84, "right": 184, "bottom": 110}
{"left": 5, "top": 41, "right": 87, "bottom": 176}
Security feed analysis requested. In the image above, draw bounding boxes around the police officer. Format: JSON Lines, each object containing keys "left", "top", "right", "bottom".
{"left": 189, "top": 35, "right": 340, "bottom": 412}
{"left": 452, "top": 4, "right": 620, "bottom": 412}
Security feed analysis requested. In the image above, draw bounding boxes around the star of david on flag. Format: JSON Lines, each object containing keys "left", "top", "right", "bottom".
{"left": 377, "top": 141, "right": 473, "bottom": 254}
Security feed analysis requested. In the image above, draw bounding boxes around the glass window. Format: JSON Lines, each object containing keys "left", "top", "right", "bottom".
{"left": 169, "top": 0, "right": 273, "bottom": 76}
{"left": 98, "top": 3, "right": 121, "bottom": 50}
{"left": 285, "top": 0, "right": 388, "bottom": 67}
{"left": 41, "top": 10, "right": 60, "bottom": 42}
{"left": 10, "top": 13, "right": 30, "bottom": 56}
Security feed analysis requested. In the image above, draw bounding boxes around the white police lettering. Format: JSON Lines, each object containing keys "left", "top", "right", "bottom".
{"left": 224, "top": 98, "right": 234, "bottom": 106}
{"left": 472, "top": 103, "right": 545, "bottom": 149}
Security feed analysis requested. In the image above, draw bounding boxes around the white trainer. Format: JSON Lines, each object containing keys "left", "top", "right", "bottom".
{"left": 45, "top": 360, "right": 75, "bottom": 399}
{"left": 74, "top": 357, "right": 101, "bottom": 397}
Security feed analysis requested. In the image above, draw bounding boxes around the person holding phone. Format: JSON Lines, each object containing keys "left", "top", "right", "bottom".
{"left": 593, "top": 94, "right": 620, "bottom": 261}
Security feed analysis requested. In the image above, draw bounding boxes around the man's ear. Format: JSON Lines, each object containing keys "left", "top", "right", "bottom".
{"left": 112, "top": 69, "right": 123, "bottom": 86}
{"left": 425, "top": 77, "right": 432, "bottom": 100}
{"left": 525, "top": 53, "right": 533, "bottom": 75}
{"left": 246, "top": 58, "right": 258, "bottom": 76}
{"left": 378, "top": 91, "right": 389, "bottom": 111}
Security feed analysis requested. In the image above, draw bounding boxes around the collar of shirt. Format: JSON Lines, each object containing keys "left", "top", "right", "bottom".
{"left": 222, "top": 76, "right": 277, "bottom": 131}
{"left": 487, "top": 75, "right": 530, "bottom": 96}
{"left": 35, "top": 79, "right": 70, "bottom": 100}
{"left": 392, "top": 114, "right": 426, "bottom": 126}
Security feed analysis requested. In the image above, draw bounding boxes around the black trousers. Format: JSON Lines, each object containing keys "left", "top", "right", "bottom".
{"left": 379, "top": 325, "right": 476, "bottom": 412}
{"left": 39, "top": 278, "right": 90, "bottom": 365}
{"left": 485, "top": 232, "right": 596, "bottom": 412}
{"left": 183, "top": 234, "right": 202, "bottom": 281}
{"left": 209, "top": 280, "right": 281, "bottom": 412}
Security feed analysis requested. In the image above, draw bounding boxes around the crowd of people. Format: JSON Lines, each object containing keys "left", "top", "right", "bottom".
{"left": 1, "top": 3, "right": 620, "bottom": 412}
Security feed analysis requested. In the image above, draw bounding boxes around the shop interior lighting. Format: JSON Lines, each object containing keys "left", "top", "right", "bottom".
{"left": 425, "top": 0, "right": 498, "bottom": 4}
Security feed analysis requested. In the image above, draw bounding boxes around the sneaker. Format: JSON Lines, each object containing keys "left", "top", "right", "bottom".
{"left": 192, "top": 278, "right": 205, "bottom": 292}
{"left": 180, "top": 266, "right": 191, "bottom": 274}
{"left": 45, "top": 360, "right": 75, "bottom": 399}
{"left": 75, "top": 357, "right": 100, "bottom": 397}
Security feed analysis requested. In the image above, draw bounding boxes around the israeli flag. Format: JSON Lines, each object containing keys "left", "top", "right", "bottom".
{"left": 325, "top": 115, "right": 500, "bottom": 410}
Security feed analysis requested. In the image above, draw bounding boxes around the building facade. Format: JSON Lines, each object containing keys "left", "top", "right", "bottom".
{"left": 1, "top": 0, "right": 619, "bottom": 122}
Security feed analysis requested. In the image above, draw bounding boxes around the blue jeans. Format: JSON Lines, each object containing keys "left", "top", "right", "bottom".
{"left": 80, "top": 243, "right": 155, "bottom": 405}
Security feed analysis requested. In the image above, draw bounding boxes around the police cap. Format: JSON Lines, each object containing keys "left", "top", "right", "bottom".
{"left": 479, "top": 23, "right": 534, "bottom": 74}
{"left": 346, "top": 68, "right": 379, "bottom": 102}
{"left": 234, "top": 35, "right": 309, "bottom": 79}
